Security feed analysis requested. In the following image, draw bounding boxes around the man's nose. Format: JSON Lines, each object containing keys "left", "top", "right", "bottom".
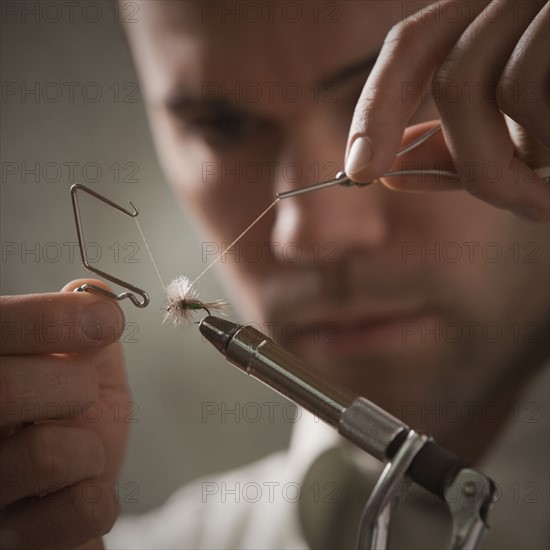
{"left": 271, "top": 131, "right": 390, "bottom": 261}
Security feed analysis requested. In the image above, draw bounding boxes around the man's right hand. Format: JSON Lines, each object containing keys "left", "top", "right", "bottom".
{"left": 0, "top": 280, "right": 131, "bottom": 549}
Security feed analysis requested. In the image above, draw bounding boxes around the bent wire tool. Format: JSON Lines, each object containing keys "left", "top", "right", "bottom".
{"left": 70, "top": 183, "right": 149, "bottom": 307}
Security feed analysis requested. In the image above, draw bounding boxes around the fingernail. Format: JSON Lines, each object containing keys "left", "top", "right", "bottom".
{"left": 80, "top": 301, "right": 122, "bottom": 342}
{"left": 345, "top": 135, "right": 373, "bottom": 177}
{"left": 512, "top": 206, "right": 544, "bottom": 222}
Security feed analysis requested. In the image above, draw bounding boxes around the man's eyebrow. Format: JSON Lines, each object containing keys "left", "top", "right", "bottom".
{"left": 164, "top": 52, "right": 379, "bottom": 112}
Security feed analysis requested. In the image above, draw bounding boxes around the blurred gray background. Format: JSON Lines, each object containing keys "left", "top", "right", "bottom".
{"left": 1, "top": 1, "right": 290, "bottom": 514}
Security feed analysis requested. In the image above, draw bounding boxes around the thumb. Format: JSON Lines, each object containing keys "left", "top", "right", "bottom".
{"left": 60, "top": 279, "right": 126, "bottom": 343}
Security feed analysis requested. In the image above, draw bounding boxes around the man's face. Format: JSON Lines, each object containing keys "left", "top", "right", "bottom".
{"left": 125, "top": 1, "right": 549, "bottom": 449}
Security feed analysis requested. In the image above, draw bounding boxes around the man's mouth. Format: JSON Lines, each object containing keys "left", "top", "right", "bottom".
{"left": 286, "top": 305, "right": 435, "bottom": 356}
{"left": 261, "top": 264, "right": 441, "bottom": 357}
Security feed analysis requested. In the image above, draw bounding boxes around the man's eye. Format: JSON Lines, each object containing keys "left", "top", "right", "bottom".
{"left": 185, "top": 114, "right": 260, "bottom": 149}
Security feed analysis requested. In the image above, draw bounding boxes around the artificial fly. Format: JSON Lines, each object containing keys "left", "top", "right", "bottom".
{"left": 163, "top": 276, "right": 228, "bottom": 326}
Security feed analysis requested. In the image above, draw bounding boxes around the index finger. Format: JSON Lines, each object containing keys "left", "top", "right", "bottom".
{"left": 345, "top": 0, "right": 490, "bottom": 182}
{"left": 0, "top": 285, "right": 124, "bottom": 355}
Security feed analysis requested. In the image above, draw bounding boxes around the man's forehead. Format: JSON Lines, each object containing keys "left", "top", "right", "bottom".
{"left": 124, "top": 1, "right": 402, "bottom": 104}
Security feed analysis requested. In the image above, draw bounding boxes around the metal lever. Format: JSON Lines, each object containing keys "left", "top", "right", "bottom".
{"left": 448, "top": 469, "right": 495, "bottom": 550}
